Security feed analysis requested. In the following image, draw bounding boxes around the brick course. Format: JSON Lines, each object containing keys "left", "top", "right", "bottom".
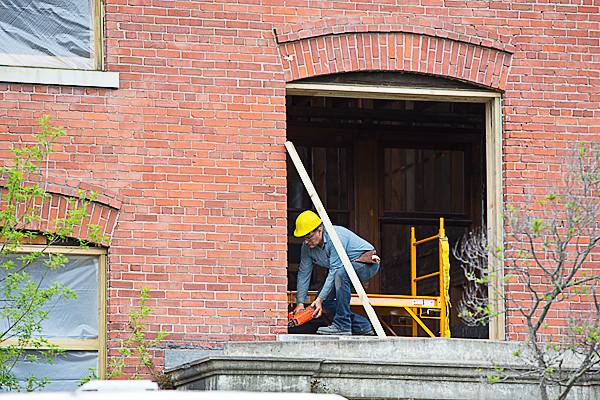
{"left": 2, "top": 0, "right": 600, "bottom": 370}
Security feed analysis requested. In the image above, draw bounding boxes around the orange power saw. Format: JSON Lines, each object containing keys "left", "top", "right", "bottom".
{"left": 288, "top": 305, "right": 317, "bottom": 328}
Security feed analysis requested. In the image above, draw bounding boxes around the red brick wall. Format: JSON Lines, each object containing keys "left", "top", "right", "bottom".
{"left": 1, "top": 0, "right": 600, "bottom": 369}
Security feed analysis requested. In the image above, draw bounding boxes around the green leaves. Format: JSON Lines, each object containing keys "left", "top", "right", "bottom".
{"left": 79, "top": 287, "right": 171, "bottom": 388}
{"left": 486, "top": 363, "right": 505, "bottom": 385}
{"left": 0, "top": 116, "right": 100, "bottom": 391}
{"left": 532, "top": 218, "right": 544, "bottom": 235}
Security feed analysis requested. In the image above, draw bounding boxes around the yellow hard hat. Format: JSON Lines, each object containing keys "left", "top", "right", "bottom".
{"left": 294, "top": 210, "right": 322, "bottom": 237}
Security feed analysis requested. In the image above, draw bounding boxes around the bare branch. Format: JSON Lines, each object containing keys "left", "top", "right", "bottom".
{"left": 453, "top": 142, "right": 600, "bottom": 400}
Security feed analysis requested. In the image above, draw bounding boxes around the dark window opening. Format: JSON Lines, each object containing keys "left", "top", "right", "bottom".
{"left": 286, "top": 77, "right": 488, "bottom": 338}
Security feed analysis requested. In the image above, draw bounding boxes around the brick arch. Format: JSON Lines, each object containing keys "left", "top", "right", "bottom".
{"left": 275, "top": 16, "right": 515, "bottom": 90}
{"left": 2, "top": 177, "right": 122, "bottom": 246}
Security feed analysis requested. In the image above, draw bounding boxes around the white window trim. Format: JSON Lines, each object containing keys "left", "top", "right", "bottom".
{"left": 0, "top": 246, "right": 108, "bottom": 379}
{"left": 286, "top": 82, "right": 505, "bottom": 340}
{"left": 0, "top": 66, "right": 119, "bottom": 89}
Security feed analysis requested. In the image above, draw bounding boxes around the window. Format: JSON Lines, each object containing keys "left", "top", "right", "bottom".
{"left": 0, "top": 0, "right": 103, "bottom": 70}
{"left": 0, "top": 246, "right": 107, "bottom": 390}
{"left": 286, "top": 76, "right": 504, "bottom": 339}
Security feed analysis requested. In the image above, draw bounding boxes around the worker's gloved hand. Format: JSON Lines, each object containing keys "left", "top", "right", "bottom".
{"left": 294, "top": 303, "right": 305, "bottom": 314}
{"left": 310, "top": 298, "right": 323, "bottom": 318}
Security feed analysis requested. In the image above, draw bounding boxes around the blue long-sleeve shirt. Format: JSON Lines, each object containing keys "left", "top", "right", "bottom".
{"left": 296, "top": 225, "right": 374, "bottom": 304}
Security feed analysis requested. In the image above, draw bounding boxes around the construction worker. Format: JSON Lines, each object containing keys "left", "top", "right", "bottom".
{"left": 293, "top": 210, "right": 380, "bottom": 335}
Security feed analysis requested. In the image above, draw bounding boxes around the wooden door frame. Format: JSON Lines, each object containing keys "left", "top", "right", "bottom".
{"left": 286, "top": 83, "right": 504, "bottom": 340}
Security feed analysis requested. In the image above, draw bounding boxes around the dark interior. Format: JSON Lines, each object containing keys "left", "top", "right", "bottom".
{"left": 287, "top": 72, "right": 489, "bottom": 338}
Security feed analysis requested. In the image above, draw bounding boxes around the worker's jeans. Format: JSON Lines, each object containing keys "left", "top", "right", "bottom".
{"left": 319, "top": 260, "right": 380, "bottom": 333}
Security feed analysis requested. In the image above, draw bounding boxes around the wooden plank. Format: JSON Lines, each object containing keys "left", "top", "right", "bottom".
{"left": 470, "top": 142, "right": 484, "bottom": 228}
{"left": 98, "top": 253, "right": 108, "bottom": 379}
{"left": 287, "top": 105, "right": 484, "bottom": 124}
{"left": 287, "top": 83, "right": 501, "bottom": 103}
{"left": 287, "top": 124, "right": 483, "bottom": 143}
{"left": 94, "top": 0, "right": 104, "bottom": 70}
{"left": 14, "top": 245, "right": 107, "bottom": 255}
{"left": 0, "top": 338, "right": 99, "bottom": 351}
{"left": 350, "top": 305, "right": 411, "bottom": 318}
{"left": 438, "top": 150, "right": 451, "bottom": 213}
{"left": 406, "top": 149, "right": 416, "bottom": 213}
{"left": 354, "top": 138, "right": 379, "bottom": 293}
{"left": 451, "top": 151, "right": 464, "bottom": 213}
{"left": 350, "top": 294, "right": 439, "bottom": 308}
{"left": 486, "top": 97, "right": 505, "bottom": 341}
{"left": 378, "top": 318, "right": 399, "bottom": 336}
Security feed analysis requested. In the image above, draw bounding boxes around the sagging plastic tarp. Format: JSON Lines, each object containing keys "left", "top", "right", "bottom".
{"left": 0, "top": 0, "right": 95, "bottom": 69}
{"left": 6, "top": 350, "right": 98, "bottom": 392}
{"left": 0, "top": 254, "right": 99, "bottom": 339}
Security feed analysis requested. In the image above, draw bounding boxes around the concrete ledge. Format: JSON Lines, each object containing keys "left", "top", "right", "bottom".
{"left": 167, "top": 354, "right": 538, "bottom": 399}
{"left": 166, "top": 337, "right": 600, "bottom": 400}
{"left": 226, "top": 336, "right": 523, "bottom": 364}
{"left": 165, "top": 349, "right": 224, "bottom": 369}
{"left": 0, "top": 66, "right": 120, "bottom": 89}
{"left": 168, "top": 356, "right": 323, "bottom": 392}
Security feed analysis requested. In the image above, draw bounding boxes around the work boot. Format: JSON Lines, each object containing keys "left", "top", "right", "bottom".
{"left": 316, "top": 324, "right": 352, "bottom": 335}
{"left": 353, "top": 327, "right": 374, "bottom": 336}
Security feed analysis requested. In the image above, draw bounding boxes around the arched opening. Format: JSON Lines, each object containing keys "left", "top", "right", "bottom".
{"left": 286, "top": 72, "right": 502, "bottom": 339}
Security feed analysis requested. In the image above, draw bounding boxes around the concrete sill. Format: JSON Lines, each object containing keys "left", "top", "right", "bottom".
{"left": 0, "top": 66, "right": 119, "bottom": 89}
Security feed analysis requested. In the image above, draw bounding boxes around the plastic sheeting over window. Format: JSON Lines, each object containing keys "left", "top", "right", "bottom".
{"left": 0, "top": 0, "right": 96, "bottom": 70}
{"left": 0, "top": 253, "right": 101, "bottom": 391}
{"left": 7, "top": 350, "right": 97, "bottom": 392}
{"left": 0, "top": 254, "right": 99, "bottom": 339}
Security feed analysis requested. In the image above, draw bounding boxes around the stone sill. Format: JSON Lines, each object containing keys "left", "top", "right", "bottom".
{"left": 0, "top": 66, "right": 119, "bottom": 89}
{"left": 165, "top": 337, "right": 600, "bottom": 400}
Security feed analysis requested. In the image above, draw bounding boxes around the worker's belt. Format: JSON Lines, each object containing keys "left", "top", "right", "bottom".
{"left": 353, "top": 250, "right": 380, "bottom": 264}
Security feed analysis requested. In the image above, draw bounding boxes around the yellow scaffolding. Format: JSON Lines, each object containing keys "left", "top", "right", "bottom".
{"left": 407, "top": 217, "right": 451, "bottom": 337}
{"left": 287, "top": 218, "right": 451, "bottom": 338}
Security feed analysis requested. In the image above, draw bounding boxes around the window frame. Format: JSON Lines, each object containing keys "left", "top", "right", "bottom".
{"left": 0, "top": 246, "right": 108, "bottom": 380}
{"left": 93, "top": 0, "right": 104, "bottom": 71}
{"left": 286, "top": 82, "right": 504, "bottom": 340}
{"left": 0, "top": 0, "right": 104, "bottom": 71}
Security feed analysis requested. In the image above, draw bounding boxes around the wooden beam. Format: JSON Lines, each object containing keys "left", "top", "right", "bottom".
{"left": 0, "top": 338, "right": 99, "bottom": 351}
{"left": 13, "top": 245, "right": 107, "bottom": 255}
{"left": 287, "top": 83, "right": 501, "bottom": 103}
{"left": 98, "top": 253, "right": 108, "bottom": 379}
{"left": 354, "top": 137, "right": 379, "bottom": 292}
{"left": 486, "top": 96, "right": 505, "bottom": 341}
{"left": 287, "top": 124, "right": 484, "bottom": 143}
{"left": 350, "top": 294, "right": 439, "bottom": 308}
{"left": 93, "top": 0, "right": 104, "bottom": 70}
{"left": 287, "top": 105, "right": 484, "bottom": 124}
